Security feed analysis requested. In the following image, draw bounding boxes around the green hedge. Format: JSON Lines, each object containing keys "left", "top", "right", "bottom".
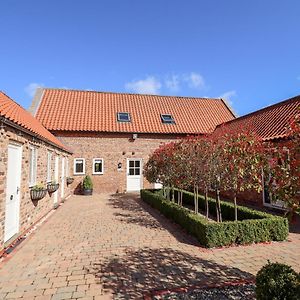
{"left": 140, "top": 189, "right": 289, "bottom": 248}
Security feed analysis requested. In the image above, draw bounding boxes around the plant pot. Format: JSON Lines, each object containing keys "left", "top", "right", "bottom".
{"left": 30, "top": 189, "right": 47, "bottom": 201}
{"left": 83, "top": 189, "right": 93, "bottom": 195}
{"left": 66, "top": 177, "right": 74, "bottom": 185}
{"left": 47, "top": 183, "right": 59, "bottom": 193}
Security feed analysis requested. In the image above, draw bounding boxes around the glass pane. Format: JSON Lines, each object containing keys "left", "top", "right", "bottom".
{"left": 135, "top": 160, "right": 140, "bottom": 168}
{"left": 129, "top": 161, "right": 134, "bottom": 167}
{"left": 135, "top": 168, "right": 140, "bottom": 175}
{"left": 118, "top": 112, "right": 130, "bottom": 122}
{"left": 163, "top": 115, "right": 172, "bottom": 120}
{"left": 76, "top": 162, "right": 83, "bottom": 173}
{"left": 94, "top": 162, "right": 102, "bottom": 173}
{"left": 129, "top": 168, "right": 134, "bottom": 175}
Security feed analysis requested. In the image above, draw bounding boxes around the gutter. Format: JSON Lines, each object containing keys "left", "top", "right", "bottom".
{"left": 0, "top": 116, "right": 72, "bottom": 154}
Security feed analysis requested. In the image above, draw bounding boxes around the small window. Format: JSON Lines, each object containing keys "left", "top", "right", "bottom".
{"left": 74, "top": 158, "right": 85, "bottom": 175}
{"left": 161, "top": 114, "right": 175, "bottom": 124}
{"left": 47, "top": 151, "right": 52, "bottom": 182}
{"left": 29, "top": 146, "right": 37, "bottom": 186}
{"left": 93, "top": 158, "right": 104, "bottom": 175}
{"left": 117, "top": 112, "right": 131, "bottom": 122}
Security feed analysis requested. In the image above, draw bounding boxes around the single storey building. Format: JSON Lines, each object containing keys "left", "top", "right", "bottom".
{"left": 214, "top": 95, "right": 300, "bottom": 209}
{"left": 0, "top": 92, "right": 72, "bottom": 250}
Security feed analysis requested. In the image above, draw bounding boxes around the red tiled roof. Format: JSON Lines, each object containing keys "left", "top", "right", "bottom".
{"left": 0, "top": 91, "right": 70, "bottom": 152}
{"left": 34, "top": 89, "right": 236, "bottom": 134}
{"left": 215, "top": 95, "right": 300, "bottom": 140}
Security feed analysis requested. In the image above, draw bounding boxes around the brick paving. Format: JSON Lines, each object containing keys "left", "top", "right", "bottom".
{"left": 0, "top": 194, "right": 299, "bottom": 299}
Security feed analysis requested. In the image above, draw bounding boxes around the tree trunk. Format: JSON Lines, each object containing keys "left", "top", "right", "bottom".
{"left": 205, "top": 187, "right": 209, "bottom": 219}
{"left": 215, "top": 188, "right": 220, "bottom": 222}
{"left": 233, "top": 192, "right": 238, "bottom": 221}
{"left": 195, "top": 186, "right": 199, "bottom": 214}
{"left": 171, "top": 186, "right": 175, "bottom": 202}
{"left": 180, "top": 190, "right": 183, "bottom": 206}
{"left": 194, "top": 185, "right": 197, "bottom": 213}
{"left": 215, "top": 188, "right": 222, "bottom": 222}
{"left": 166, "top": 186, "right": 170, "bottom": 201}
{"left": 217, "top": 189, "right": 222, "bottom": 222}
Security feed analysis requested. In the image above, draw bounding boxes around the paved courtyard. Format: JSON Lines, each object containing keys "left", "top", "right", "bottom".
{"left": 0, "top": 194, "right": 299, "bottom": 299}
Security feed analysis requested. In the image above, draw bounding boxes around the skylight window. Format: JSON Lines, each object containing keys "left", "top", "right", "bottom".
{"left": 117, "top": 112, "right": 131, "bottom": 122}
{"left": 161, "top": 114, "right": 175, "bottom": 124}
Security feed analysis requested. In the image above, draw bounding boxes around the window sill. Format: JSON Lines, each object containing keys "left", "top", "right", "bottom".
{"left": 92, "top": 173, "right": 104, "bottom": 175}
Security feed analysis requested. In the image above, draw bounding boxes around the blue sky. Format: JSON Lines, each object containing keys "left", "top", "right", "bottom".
{"left": 1, "top": 0, "right": 300, "bottom": 116}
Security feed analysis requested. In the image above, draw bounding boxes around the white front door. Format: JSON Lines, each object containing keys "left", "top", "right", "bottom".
{"left": 126, "top": 158, "right": 142, "bottom": 192}
{"left": 54, "top": 156, "right": 59, "bottom": 204}
{"left": 4, "top": 144, "right": 22, "bottom": 242}
{"left": 61, "top": 157, "right": 65, "bottom": 198}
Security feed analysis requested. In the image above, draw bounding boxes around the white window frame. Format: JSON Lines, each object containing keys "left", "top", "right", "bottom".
{"left": 29, "top": 146, "right": 38, "bottom": 186}
{"left": 73, "top": 158, "right": 85, "bottom": 175}
{"left": 47, "top": 151, "right": 52, "bottom": 182}
{"left": 93, "top": 158, "right": 104, "bottom": 175}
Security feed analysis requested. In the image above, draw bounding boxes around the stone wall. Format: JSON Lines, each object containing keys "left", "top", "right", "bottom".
{"left": 0, "top": 124, "right": 71, "bottom": 250}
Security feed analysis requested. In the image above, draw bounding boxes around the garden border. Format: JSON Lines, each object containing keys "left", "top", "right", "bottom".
{"left": 140, "top": 189, "right": 288, "bottom": 248}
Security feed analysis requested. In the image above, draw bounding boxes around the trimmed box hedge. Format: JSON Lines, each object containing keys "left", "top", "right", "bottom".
{"left": 140, "top": 189, "right": 289, "bottom": 248}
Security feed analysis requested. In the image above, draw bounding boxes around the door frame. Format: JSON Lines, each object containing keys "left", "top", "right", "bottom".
{"left": 126, "top": 158, "right": 143, "bottom": 192}
{"left": 4, "top": 143, "right": 22, "bottom": 242}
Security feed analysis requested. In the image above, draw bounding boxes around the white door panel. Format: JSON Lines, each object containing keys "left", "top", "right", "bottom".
{"left": 61, "top": 157, "right": 65, "bottom": 198}
{"left": 126, "top": 159, "right": 142, "bottom": 192}
{"left": 54, "top": 156, "right": 59, "bottom": 204}
{"left": 4, "top": 144, "right": 22, "bottom": 242}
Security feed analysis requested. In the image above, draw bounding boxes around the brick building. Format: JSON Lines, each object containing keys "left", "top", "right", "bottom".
{"left": 0, "top": 92, "right": 72, "bottom": 250}
{"left": 214, "top": 95, "right": 300, "bottom": 208}
{"left": 30, "top": 88, "right": 235, "bottom": 194}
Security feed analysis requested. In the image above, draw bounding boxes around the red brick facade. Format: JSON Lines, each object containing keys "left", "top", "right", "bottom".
{"left": 0, "top": 124, "right": 71, "bottom": 250}
{"left": 55, "top": 132, "right": 183, "bottom": 194}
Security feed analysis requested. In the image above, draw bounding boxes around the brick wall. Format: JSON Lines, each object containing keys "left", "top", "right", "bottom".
{"left": 55, "top": 132, "right": 183, "bottom": 194}
{"left": 0, "top": 124, "right": 71, "bottom": 250}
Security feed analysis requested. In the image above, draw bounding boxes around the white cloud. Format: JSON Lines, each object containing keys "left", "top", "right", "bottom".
{"left": 25, "top": 82, "right": 44, "bottom": 97}
{"left": 165, "top": 74, "right": 180, "bottom": 92}
{"left": 183, "top": 72, "right": 205, "bottom": 89}
{"left": 218, "top": 90, "right": 237, "bottom": 106}
{"left": 125, "top": 76, "right": 161, "bottom": 94}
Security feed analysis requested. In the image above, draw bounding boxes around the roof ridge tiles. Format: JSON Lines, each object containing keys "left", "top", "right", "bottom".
{"left": 40, "top": 87, "right": 223, "bottom": 101}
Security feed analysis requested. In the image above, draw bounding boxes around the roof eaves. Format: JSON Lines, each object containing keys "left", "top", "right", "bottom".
{"left": 0, "top": 116, "right": 72, "bottom": 154}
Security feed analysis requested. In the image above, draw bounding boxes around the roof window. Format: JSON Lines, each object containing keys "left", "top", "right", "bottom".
{"left": 117, "top": 112, "right": 131, "bottom": 122}
{"left": 161, "top": 114, "right": 175, "bottom": 124}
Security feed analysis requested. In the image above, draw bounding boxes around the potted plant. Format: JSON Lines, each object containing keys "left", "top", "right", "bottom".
{"left": 47, "top": 180, "right": 59, "bottom": 194}
{"left": 82, "top": 175, "right": 93, "bottom": 195}
{"left": 30, "top": 183, "right": 47, "bottom": 201}
{"left": 66, "top": 176, "right": 74, "bottom": 185}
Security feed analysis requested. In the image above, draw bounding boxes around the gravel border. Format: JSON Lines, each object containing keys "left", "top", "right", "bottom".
{"left": 152, "top": 283, "right": 256, "bottom": 300}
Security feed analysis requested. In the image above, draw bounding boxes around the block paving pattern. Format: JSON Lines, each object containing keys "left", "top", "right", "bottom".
{"left": 0, "top": 194, "right": 299, "bottom": 299}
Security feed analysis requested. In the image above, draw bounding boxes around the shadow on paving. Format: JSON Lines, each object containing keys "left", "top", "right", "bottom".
{"left": 88, "top": 247, "right": 254, "bottom": 299}
{"left": 108, "top": 193, "right": 199, "bottom": 246}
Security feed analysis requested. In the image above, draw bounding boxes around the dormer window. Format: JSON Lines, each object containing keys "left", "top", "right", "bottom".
{"left": 117, "top": 112, "right": 131, "bottom": 122}
{"left": 161, "top": 114, "right": 175, "bottom": 124}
